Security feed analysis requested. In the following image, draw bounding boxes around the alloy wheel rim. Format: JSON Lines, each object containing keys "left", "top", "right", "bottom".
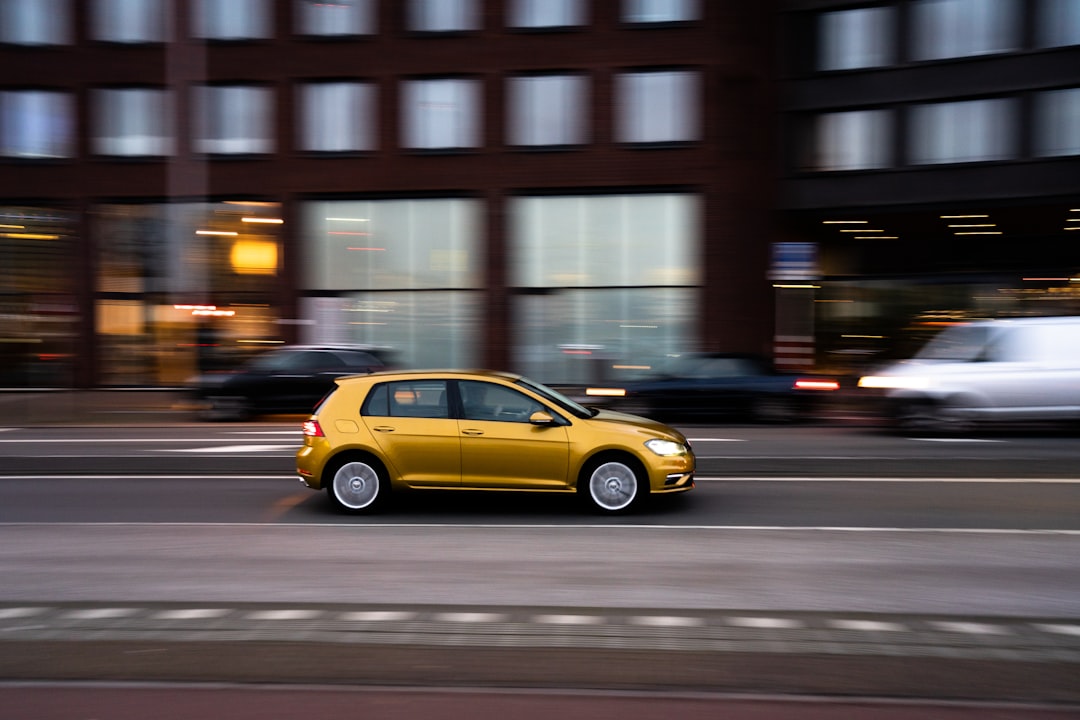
{"left": 589, "top": 462, "right": 637, "bottom": 511}
{"left": 333, "top": 461, "right": 379, "bottom": 509}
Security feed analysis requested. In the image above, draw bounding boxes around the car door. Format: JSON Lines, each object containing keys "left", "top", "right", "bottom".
{"left": 456, "top": 380, "right": 570, "bottom": 489}
{"left": 360, "top": 379, "right": 460, "bottom": 488}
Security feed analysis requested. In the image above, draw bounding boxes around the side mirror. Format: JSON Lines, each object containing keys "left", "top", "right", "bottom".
{"left": 529, "top": 411, "right": 557, "bottom": 426}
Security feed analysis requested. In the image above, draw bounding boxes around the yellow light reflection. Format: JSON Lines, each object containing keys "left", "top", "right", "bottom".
{"left": 231, "top": 239, "right": 279, "bottom": 275}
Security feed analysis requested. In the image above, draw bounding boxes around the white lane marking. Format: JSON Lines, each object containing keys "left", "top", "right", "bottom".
{"left": 828, "top": 619, "right": 907, "bottom": 632}
{"left": 1035, "top": 623, "right": 1080, "bottom": 636}
{"left": 930, "top": 621, "right": 1011, "bottom": 635}
{"left": 686, "top": 438, "right": 747, "bottom": 442}
{"left": 153, "top": 608, "right": 231, "bottom": 620}
{"left": 0, "top": 607, "right": 48, "bottom": 619}
{"left": 912, "top": 438, "right": 1005, "bottom": 443}
{"left": 0, "top": 438, "right": 296, "bottom": 443}
{"left": 436, "top": 612, "right": 507, "bottom": 623}
{"left": 63, "top": 608, "right": 140, "bottom": 620}
{"left": 696, "top": 476, "right": 1080, "bottom": 483}
{"left": 229, "top": 430, "right": 302, "bottom": 436}
{"left": 533, "top": 614, "right": 602, "bottom": 625}
{"left": 246, "top": 609, "right": 322, "bottom": 621}
{"left": 164, "top": 444, "right": 295, "bottom": 453}
{"left": 341, "top": 611, "right": 416, "bottom": 622}
{"left": 0, "top": 475, "right": 293, "bottom": 480}
{"left": 629, "top": 615, "right": 704, "bottom": 628}
{"left": 2, "top": 521, "right": 1079, "bottom": 535}
{"left": 726, "top": 617, "right": 804, "bottom": 629}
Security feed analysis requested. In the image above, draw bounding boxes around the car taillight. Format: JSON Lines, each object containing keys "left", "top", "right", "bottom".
{"left": 793, "top": 379, "right": 840, "bottom": 391}
{"left": 302, "top": 420, "right": 324, "bottom": 437}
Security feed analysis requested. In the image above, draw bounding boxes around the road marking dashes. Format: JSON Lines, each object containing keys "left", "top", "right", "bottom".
{"left": 165, "top": 444, "right": 295, "bottom": 454}
{"left": 246, "top": 609, "right": 323, "bottom": 621}
{"left": 533, "top": 614, "right": 603, "bottom": 625}
{"left": 63, "top": 608, "right": 139, "bottom": 620}
{"left": 828, "top": 619, "right": 907, "bottom": 632}
{"left": 726, "top": 617, "right": 804, "bottom": 629}
{"left": 0, "top": 607, "right": 47, "bottom": 619}
{"left": 629, "top": 615, "right": 704, "bottom": 627}
{"left": 1034, "top": 623, "right": 1080, "bottom": 637}
{"left": 930, "top": 621, "right": 1011, "bottom": 635}
{"left": 342, "top": 611, "right": 417, "bottom": 622}
{"left": 153, "top": 608, "right": 231, "bottom": 620}
{"left": 436, "top": 612, "right": 507, "bottom": 623}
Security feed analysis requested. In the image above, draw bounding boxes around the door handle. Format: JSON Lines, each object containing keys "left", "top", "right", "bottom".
{"left": 373, "top": 426, "right": 395, "bottom": 432}
{"left": 461, "top": 429, "right": 484, "bottom": 436}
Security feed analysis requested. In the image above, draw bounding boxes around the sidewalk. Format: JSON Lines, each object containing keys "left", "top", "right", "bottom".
{"left": 0, "top": 389, "right": 196, "bottom": 426}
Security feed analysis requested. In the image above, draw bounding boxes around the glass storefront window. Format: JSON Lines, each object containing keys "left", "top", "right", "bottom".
{"left": 510, "top": 193, "right": 700, "bottom": 385}
{"left": 94, "top": 201, "right": 284, "bottom": 386}
{"left": 0, "top": 207, "right": 78, "bottom": 387}
{"left": 300, "top": 199, "right": 482, "bottom": 369}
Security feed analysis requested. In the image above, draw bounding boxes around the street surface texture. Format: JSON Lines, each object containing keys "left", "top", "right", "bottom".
{"left": 0, "top": 422, "right": 1078, "bottom": 710}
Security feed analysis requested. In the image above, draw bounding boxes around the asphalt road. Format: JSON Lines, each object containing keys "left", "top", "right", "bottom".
{"left": 1, "top": 422, "right": 1078, "bottom": 709}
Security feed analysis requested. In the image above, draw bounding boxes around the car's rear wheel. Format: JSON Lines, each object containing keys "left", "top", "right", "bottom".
{"left": 581, "top": 457, "right": 645, "bottom": 514}
{"left": 201, "top": 395, "right": 251, "bottom": 421}
{"left": 326, "top": 456, "right": 388, "bottom": 513}
{"left": 752, "top": 395, "right": 797, "bottom": 423}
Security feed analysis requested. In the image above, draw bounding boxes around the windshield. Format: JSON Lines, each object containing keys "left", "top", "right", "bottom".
{"left": 515, "top": 377, "right": 596, "bottom": 419}
{"left": 914, "top": 325, "right": 991, "bottom": 361}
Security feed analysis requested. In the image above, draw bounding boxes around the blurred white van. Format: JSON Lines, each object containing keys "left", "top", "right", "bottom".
{"left": 858, "top": 316, "right": 1080, "bottom": 432}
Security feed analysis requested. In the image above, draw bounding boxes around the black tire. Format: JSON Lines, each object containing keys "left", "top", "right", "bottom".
{"left": 579, "top": 455, "right": 647, "bottom": 514}
{"left": 752, "top": 395, "right": 797, "bottom": 424}
{"left": 200, "top": 395, "right": 252, "bottom": 421}
{"left": 893, "top": 398, "right": 973, "bottom": 435}
{"left": 325, "top": 455, "right": 389, "bottom": 514}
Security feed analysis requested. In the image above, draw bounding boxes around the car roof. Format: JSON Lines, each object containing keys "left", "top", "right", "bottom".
{"left": 336, "top": 369, "right": 523, "bottom": 385}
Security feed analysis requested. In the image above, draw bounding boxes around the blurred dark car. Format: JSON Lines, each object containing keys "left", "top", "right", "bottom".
{"left": 587, "top": 352, "right": 839, "bottom": 423}
{"left": 191, "top": 345, "right": 387, "bottom": 420}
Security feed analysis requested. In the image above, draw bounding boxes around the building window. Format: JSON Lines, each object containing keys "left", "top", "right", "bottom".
{"left": 0, "top": 206, "right": 77, "bottom": 387}
{"left": 911, "top": 0, "right": 1019, "bottom": 61}
{"left": 0, "top": 91, "right": 74, "bottom": 159}
{"left": 299, "top": 81, "right": 376, "bottom": 152}
{"left": 809, "top": 110, "right": 893, "bottom": 171}
{"left": 1038, "top": 0, "right": 1080, "bottom": 47}
{"left": 0, "top": 0, "right": 72, "bottom": 45}
{"left": 508, "top": 0, "right": 585, "bottom": 28}
{"left": 408, "top": 0, "right": 478, "bottom": 32}
{"left": 295, "top": 0, "right": 375, "bottom": 36}
{"left": 616, "top": 70, "right": 699, "bottom": 144}
{"left": 510, "top": 194, "right": 701, "bottom": 384}
{"left": 301, "top": 199, "right": 482, "bottom": 369}
{"left": 92, "top": 0, "right": 170, "bottom": 43}
{"left": 94, "top": 202, "right": 285, "bottom": 385}
{"left": 192, "top": 0, "right": 272, "bottom": 40}
{"left": 909, "top": 99, "right": 1017, "bottom": 165}
{"left": 508, "top": 74, "right": 587, "bottom": 147}
{"left": 1035, "top": 88, "right": 1080, "bottom": 157}
{"left": 623, "top": 0, "right": 699, "bottom": 24}
{"left": 93, "top": 88, "right": 174, "bottom": 156}
{"left": 193, "top": 86, "right": 274, "bottom": 155}
{"left": 402, "top": 79, "right": 480, "bottom": 150}
{"left": 818, "top": 6, "right": 895, "bottom": 71}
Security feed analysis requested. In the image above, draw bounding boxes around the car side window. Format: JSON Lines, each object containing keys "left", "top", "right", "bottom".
{"left": 459, "top": 381, "right": 544, "bottom": 423}
{"left": 362, "top": 380, "right": 449, "bottom": 419}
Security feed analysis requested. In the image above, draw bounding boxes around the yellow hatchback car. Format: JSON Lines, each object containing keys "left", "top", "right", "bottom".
{"left": 296, "top": 370, "right": 695, "bottom": 514}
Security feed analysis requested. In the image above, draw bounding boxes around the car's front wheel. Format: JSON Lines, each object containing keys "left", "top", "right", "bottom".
{"left": 580, "top": 457, "right": 645, "bottom": 514}
{"left": 326, "top": 456, "right": 388, "bottom": 513}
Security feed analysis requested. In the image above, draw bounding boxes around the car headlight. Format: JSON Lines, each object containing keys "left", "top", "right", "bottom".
{"left": 858, "top": 375, "right": 931, "bottom": 390}
{"left": 644, "top": 438, "right": 686, "bottom": 456}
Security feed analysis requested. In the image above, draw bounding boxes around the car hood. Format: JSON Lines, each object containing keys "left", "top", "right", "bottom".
{"left": 586, "top": 408, "right": 688, "bottom": 442}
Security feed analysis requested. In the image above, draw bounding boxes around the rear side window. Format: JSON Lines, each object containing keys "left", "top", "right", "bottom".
{"left": 362, "top": 380, "right": 449, "bottom": 418}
